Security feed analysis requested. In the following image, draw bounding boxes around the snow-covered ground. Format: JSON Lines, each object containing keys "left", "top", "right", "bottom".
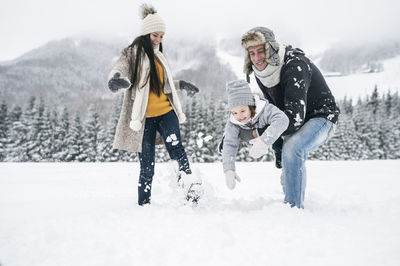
{"left": 217, "top": 47, "right": 400, "bottom": 101}
{"left": 1, "top": 161, "right": 399, "bottom": 266}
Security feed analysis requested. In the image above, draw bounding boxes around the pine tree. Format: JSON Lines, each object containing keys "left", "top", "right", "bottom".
{"left": 8, "top": 97, "right": 37, "bottom": 161}
{"left": 4, "top": 106, "right": 22, "bottom": 161}
{"left": 367, "top": 87, "right": 385, "bottom": 159}
{"left": 66, "top": 114, "right": 87, "bottom": 162}
{"left": 0, "top": 101, "right": 9, "bottom": 161}
{"left": 368, "top": 85, "right": 380, "bottom": 115}
{"left": 84, "top": 105, "right": 102, "bottom": 162}
{"left": 26, "top": 99, "right": 54, "bottom": 161}
{"left": 100, "top": 96, "right": 127, "bottom": 162}
{"left": 38, "top": 110, "right": 54, "bottom": 161}
{"left": 52, "top": 107, "right": 70, "bottom": 161}
{"left": 330, "top": 113, "right": 363, "bottom": 160}
{"left": 384, "top": 90, "right": 393, "bottom": 116}
{"left": 192, "top": 96, "right": 208, "bottom": 162}
{"left": 200, "top": 97, "right": 220, "bottom": 162}
{"left": 352, "top": 99, "right": 373, "bottom": 159}
{"left": 185, "top": 98, "right": 201, "bottom": 162}
{"left": 380, "top": 91, "right": 399, "bottom": 159}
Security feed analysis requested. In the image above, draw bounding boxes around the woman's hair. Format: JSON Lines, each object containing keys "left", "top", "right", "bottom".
{"left": 249, "top": 106, "right": 256, "bottom": 118}
{"left": 128, "top": 34, "right": 164, "bottom": 96}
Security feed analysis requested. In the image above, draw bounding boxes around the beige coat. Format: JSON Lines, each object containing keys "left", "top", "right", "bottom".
{"left": 108, "top": 46, "right": 185, "bottom": 152}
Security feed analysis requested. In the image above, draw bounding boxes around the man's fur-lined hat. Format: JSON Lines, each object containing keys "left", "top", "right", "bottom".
{"left": 241, "top": 27, "right": 281, "bottom": 81}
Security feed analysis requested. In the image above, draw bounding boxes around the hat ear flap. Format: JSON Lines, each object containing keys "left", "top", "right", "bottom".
{"left": 269, "top": 41, "right": 279, "bottom": 52}
{"left": 243, "top": 52, "right": 253, "bottom": 75}
{"left": 265, "top": 42, "right": 281, "bottom": 66}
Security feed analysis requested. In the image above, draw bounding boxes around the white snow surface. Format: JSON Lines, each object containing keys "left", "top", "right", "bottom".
{"left": 1, "top": 161, "right": 400, "bottom": 266}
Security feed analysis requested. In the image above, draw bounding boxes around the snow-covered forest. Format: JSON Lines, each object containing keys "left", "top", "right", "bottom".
{"left": 1, "top": 85, "right": 399, "bottom": 163}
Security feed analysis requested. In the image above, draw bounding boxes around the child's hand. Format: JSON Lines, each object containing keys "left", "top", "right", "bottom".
{"left": 225, "top": 170, "right": 241, "bottom": 190}
{"left": 249, "top": 138, "right": 269, "bottom": 159}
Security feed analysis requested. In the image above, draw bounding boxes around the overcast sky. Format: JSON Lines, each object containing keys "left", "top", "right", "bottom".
{"left": 0, "top": 0, "right": 399, "bottom": 61}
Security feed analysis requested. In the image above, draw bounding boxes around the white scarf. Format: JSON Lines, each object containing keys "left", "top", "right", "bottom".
{"left": 129, "top": 48, "right": 185, "bottom": 131}
{"left": 252, "top": 44, "right": 286, "bottom": 88}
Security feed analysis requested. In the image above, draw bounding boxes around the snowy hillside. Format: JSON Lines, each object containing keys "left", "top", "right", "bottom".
{"left": 1, "top": 161, "right": 399, "bottom": 266}
{"left": 324, "top": 55, "right": 400, "bottom": 99}
{"left": 217, "top": 44, "right": 400, "bottom": 100}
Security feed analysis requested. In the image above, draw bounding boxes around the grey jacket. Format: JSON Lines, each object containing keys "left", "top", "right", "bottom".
{"left": 222, "top": 95, "right": 289, "bottom": 172}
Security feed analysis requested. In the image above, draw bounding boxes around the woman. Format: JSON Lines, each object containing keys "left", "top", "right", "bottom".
{"left": 108, "top": 4, "right": 201, "bottom": 205}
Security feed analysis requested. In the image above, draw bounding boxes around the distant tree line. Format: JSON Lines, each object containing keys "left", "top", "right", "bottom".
{"left": 1, "top": 86, "right": 399, "bottom": 162}
{"left": 318, "top": 42, "right": 400, "bottom": 74}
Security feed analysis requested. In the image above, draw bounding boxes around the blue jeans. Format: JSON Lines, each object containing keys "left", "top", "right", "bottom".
{"left": 138, "top": 110, "right": 191, "bottom": 205}
{"left": 282, "top": 117, "right": 335, "bottom": 208}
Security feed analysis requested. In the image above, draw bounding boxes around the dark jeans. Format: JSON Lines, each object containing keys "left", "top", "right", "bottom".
{"left": 137, "top": 110, "right": 191, "bottom": 205}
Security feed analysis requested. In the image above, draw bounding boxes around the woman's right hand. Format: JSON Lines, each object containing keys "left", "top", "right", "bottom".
{"left": 108, "top": 72, "right": 131, "bottom": 92}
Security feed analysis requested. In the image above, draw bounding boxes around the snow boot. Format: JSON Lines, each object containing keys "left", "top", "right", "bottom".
{"left": 138, "top": 175, "right": 152, "bottom": 205}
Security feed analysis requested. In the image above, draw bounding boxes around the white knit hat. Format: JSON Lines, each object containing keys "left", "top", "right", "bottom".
{"left": 140, "top": 4, "right": 166, "bottom": 36}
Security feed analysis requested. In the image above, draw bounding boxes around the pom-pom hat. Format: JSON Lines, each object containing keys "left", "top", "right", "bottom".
{"left": 140, "top": 4, "right": 166, "bottom": 36}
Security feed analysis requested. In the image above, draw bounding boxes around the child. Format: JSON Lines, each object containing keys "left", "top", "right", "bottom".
{"left": 222, "top": 80, "right": 289, "bottom": 189}
{"left": 107, "top": 4, "right": 202, "bottom": 205}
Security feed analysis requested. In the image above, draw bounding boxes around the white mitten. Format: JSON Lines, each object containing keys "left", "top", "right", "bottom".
{"left": 249, "top": 138, "right": 269, "bottom": 159}
{"left": 225, "top": 170, "right": 241, "bottom": 190}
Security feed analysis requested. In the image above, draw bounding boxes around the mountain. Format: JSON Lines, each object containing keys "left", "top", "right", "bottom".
{"left": 0, "top": 38, "right": 124, "bottom": 118}
{"left": 0, "top": 37, "right": 236, "bottom": 120}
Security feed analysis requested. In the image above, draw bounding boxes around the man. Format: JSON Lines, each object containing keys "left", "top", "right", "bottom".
{"left": 241, "top": 27, "right": 340, "bottom": 208}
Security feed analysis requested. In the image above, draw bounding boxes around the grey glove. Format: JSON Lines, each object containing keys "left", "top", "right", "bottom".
{"left": 179, "top": 80, "right": 199, "bottom": 97}
{"left": 108, "top": 72, "right": 131, "bottom": 92}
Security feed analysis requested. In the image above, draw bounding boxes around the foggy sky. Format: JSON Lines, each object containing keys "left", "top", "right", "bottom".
{"left": 0, "top": 0, "right": 399, "bottom": 61}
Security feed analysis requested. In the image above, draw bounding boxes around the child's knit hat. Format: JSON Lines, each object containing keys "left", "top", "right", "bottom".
{"left": 140, "top": 4, "right": 166, "bottom": 36}
{"left": 226, "top": 80, "right": 255, "bottom": 109}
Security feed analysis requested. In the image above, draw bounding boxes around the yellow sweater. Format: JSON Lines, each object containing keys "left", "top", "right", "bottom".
{"left": 145, "top": 58, "right": 173, "bottom": 117}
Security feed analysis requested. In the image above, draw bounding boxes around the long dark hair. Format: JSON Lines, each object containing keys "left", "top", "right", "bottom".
{"left": 128, "top": 34, "right": 164, "bottom": 96}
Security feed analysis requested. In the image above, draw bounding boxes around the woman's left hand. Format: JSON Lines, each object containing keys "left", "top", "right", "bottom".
{"left": 179, "top": 80, "right": 199, "bottom": 97}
